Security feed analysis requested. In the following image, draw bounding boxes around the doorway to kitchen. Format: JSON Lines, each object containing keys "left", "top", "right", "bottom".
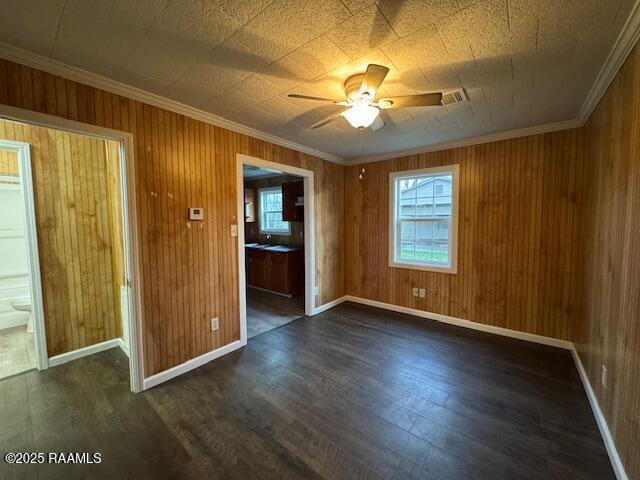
{"left": 236, "top": 155, "right": 315, "bottom": 343}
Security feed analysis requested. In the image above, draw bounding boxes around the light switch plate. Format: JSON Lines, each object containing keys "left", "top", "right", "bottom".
{"left": 211, "top": 317, "right": 219, "bottom": 331}
{"left": 419, "top": 288, "right": 426, "bottom": 298}
{"left": 231, "top": 224, "right": 238, "bottom": 237}
{"left": 412, "top": 287, "right": 419, "bottom": 297}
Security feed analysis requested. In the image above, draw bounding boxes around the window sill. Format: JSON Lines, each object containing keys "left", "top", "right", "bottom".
{"left": 389, "top": 260, "right": 457, "bottom": 274}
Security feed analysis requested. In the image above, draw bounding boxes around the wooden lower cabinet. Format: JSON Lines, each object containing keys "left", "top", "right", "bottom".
{"left": 246, "top": 247, "right": 303, "bottom": 296}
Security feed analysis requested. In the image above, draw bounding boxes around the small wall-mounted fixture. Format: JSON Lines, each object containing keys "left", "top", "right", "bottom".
{"left": 189, "top": 207, "right": 204, "bottom": 221}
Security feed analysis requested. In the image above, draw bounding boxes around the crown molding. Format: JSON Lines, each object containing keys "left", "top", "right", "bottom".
{"left": 578, "top": 0, "right": 640, "bottom": 124}
{"left": 0, "top": 42, "right": 345, "bottom": 165}
{"left": 345, "top": 118, "right": 583, "bottom": 164}
{"left": 1, "top": 0, "right": 640, "bottom": 168}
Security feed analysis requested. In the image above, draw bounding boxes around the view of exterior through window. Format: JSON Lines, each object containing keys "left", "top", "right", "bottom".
{"left": 390, "top": 165, "right": 458, "bottom": 273}
{"left": 259, "top": 186, "right": 290, "bottom": 234}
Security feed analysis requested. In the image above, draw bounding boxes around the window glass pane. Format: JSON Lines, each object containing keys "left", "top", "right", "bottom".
{"left": 415, "top": 195, "right": 434, "bottom": 218}
{"left": 399, "top": 221, "right": 416, "bottom": 260}
{"left": 400, "top": 198, "right": 417, "bottom": 218}
{"left": 259, "top": 188, "right": 289, "bottom": 233}
{"left": 415, "top": 221, "right": 433, "bottom": 261}
{"left": 433, "top": 220, "right": 449, "bottom": 263}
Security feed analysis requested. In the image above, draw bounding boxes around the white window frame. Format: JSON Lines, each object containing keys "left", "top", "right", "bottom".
{"left": 258, "top": 186, "right": 290, "bottom": 235}
{"left": 389, "top": 164, "right": 459, "bottom": 274}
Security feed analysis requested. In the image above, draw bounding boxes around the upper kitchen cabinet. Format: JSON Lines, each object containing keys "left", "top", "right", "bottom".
{"left": 282, "top": 180, "right": 303, "bottom": 222}
{"left": 244, "top": 187, "right": 256, "bottom": 223}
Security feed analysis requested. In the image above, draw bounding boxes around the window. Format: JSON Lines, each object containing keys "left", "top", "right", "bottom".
{"left": 259, "top": 186, "right": 290, "bottom": 234}
{"left": 389, "top": 165, "right": 458, "bottom": 273}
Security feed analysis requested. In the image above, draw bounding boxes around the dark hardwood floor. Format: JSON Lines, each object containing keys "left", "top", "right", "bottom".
{"left": 246, "top": 288, "right": 305, "bottom": 339}
{"left": 0, "top": 302, "right": 614, "bottom": 479}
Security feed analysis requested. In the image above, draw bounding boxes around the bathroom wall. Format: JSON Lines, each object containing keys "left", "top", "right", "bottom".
{"left": 0, "top": 151, "right": 29, "bottom": 329}
{"left": 0, "top": 119, "right": 123, "bottom": 356}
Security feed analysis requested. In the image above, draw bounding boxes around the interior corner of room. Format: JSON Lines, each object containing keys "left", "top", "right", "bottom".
{"left": 0, "top": 0, "right": 639, "bottom": 478}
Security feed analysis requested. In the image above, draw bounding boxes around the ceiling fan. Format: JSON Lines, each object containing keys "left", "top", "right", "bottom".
{"left": 288, "top": 64, "right": 443, "bottom": 131}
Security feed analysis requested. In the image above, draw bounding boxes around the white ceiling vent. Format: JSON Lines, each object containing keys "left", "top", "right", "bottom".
{"left": 441, "top": 89, "right": 468, "bottom": 105}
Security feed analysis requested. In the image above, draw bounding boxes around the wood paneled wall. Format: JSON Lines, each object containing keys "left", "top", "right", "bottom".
{"left": 0, "top": 149, "right": 18, "bottom": 175}
{"left": 105, "top": 141, "right": 126, "bottom": 338}
{"left": 0, "top": 58, "right": 345, "bottom": 376}
{"left": 575, "top": 41, "right": 640, "bottom": 479}
{"left": 0, "top": 119, "right": 122, "bottom": 356}
{"left": 345, "top": 130, "right": 584, "bottom": 340}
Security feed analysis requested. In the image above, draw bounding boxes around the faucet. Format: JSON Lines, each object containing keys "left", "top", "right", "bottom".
{"left": 265, "top": 233, "right": 272, "bottom": 245}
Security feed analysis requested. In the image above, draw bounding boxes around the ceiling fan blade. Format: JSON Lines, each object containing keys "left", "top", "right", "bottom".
{"left": 310, "top": 109, "right": 348, "bottom": 129}
{"left": 359, "top": 64, "right": 390, "bottom": 97}
{"left": 369, "top": 115, "right": 385, "bottom": 131}
{"left": 378, "top": 92, "right": 443, "bottom": 108}
{"left": 288, "top": 93, "right": 347, "bottom": 105}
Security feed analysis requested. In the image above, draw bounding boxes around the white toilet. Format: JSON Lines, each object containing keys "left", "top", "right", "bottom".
{"left": 10, "top": 296, "right": 33, "bottom": 333}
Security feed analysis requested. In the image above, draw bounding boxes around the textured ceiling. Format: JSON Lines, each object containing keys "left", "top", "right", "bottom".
{"left": 0, "top": 0, "right": 636, "bottom": 160}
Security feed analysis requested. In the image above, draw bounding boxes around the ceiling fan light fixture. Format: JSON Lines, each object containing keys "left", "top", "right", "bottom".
{"left": 343, "top": 104, "right": 379, "bottom": 129}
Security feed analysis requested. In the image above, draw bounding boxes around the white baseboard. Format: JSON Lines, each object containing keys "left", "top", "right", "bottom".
{"left": 312, "top": 295, "right": 348, "bottom": 315}
{"left": 142, "top": 339, "right": 245, "bottom": 390}
{"left": 117, "top": 338, "right": 130, "bottom": 358}
{"left": 48, "top": 338, "right": 122, "bottom": 367}
{"left": 344, "top": 296, "right": 573, "bottom": 349}
{"left": 571, "top": 348, "right": 628, "bottom": 480}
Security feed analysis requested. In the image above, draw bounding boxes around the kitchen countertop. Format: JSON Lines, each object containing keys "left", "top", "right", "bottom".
{"left": 245, "top": 243, "right": 301, "bottom": 253}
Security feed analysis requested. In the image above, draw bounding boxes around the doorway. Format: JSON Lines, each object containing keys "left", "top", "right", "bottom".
{"left": 0, "top": 140, "right": 46, "bottom": 378}
{"left": 236, "top": 154, "right": 316, "bottom": 343}
{"left": 0, "top": 107, "right": 143, "bottom": 393}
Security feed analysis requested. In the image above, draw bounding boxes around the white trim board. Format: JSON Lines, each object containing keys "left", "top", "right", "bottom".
{"left": 48, "top": 338, "right": 122, "bottom": 367}
{"left": 347, "top": 119, "right": 582, "bottom": 164}
{"left": 343, "top": 295, "right": 573, "bottom": 349}
{"left": 0, "top": 0, "right": 638, "bottom": 167}
{"left": 571, "top": 348, "right": 629, "bottom": 480}
{"left": 312, "top": 295, "right": 348, "bottom": 315}
{"left": 143, "top": 340, "right": 244, "bottom": 390}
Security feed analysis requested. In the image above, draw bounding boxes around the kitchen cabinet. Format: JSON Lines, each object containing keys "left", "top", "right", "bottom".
{"left": 282, "top": 180, "right": 303, "bottom": 222}
{"left": 245, "top": 246, "right": 303, "bottom": 296}
{"left": 244, "top": 187, "right": 256, "bottom": 222}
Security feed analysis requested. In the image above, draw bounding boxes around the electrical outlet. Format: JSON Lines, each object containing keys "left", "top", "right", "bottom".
{"left": 314, "top": 286, "right": 319, "bottom": 296}
{"left": 211, "top": 317, "right": 219, "bottom": 331}
{"left": 419, "top": 288, "right": 426, "bottom": 298}
{"left": 412, "top": 287, "right": 419, "bottom": 297}
{"left": 230, "top": 224, "right": 238, "bottom": 237}
{"left": 601, "top": 364, "right": 608, "bottom": 388}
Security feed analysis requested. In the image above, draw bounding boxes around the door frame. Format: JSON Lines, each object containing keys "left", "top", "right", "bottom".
{"left": 0, "top": 104, "right": 145, "bottom": 393}
{"left": 0, "top": 138, "right": 48, "bottom": 371}
{"left": 236, "top": 154, "right": 316, "bottom": 344}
